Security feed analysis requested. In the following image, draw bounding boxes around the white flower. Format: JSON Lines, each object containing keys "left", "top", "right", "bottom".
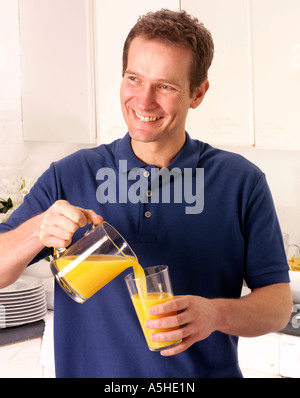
{"left": 0, "top": 177, "right": 33, "bottom": 196}
{"left": 0, "top": 177, "right": 33, "bottom": 223}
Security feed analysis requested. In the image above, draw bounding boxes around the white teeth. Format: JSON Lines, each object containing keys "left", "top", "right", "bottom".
{"left": 135, "top": 112, "right": 159, "bottom": 122}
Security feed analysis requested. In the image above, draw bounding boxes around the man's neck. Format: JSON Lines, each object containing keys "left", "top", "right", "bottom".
{"left": 130, "top": 134, "right": 186, "bottom": 169}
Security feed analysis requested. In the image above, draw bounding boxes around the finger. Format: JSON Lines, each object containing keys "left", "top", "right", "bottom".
{"left": 160, "top": 336, "right": 195, "bottom": 357}
{"left": 149, "top": 296, "right": 188, "bottom": 316}
{"left": 150, "top": 318, "right": 195, "bottom": 342}
{"left": 39, "top": 220, "right": 75, "bottom": 247}
{"left": 40, "top": 211, "right": 80, "bottom": 249}
{"left": 46, "top": 213, "right": 80, "bottom": 234}
{"left": 145, "top": 311, "right": 189, "bottom": 329}
{"left": 41, "top": 234, "right": 72, "bottom": 249}
{"left": 39, "top": 228, "right": 72, "bottom": 248}
{"left": 56, "top": 202, "right": 88, "bottom": 227}
{"left": 50, "top": 201, "right": 102, "bottom": 229}
{"left": 40, "top": 213, "right": 79, "bottom": 239}
{"left": 151, "top": 326, "right": 188, "bottom": 343}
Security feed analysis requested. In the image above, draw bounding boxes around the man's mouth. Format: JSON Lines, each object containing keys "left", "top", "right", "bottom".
{"left": 134, "top": 111, "right": 161, "bottom": 123}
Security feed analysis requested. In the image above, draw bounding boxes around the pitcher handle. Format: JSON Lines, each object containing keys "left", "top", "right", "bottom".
{"left": 84, "top": 222, "right": 96, "bottom": 236}
{"left": 53, "top": 247, "right": 67, "bottom": 259}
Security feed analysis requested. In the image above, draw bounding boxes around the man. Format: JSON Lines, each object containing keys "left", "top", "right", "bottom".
{"left": 0, "top": 10, "right": 292, "bottom": 377}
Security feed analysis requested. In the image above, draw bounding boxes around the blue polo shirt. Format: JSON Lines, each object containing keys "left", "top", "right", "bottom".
{"left": 0, "top": 133, "right": 289, "bottom": 378}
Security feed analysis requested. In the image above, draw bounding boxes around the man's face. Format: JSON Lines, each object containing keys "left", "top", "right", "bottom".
{"left": 120, "top": 37, "right": 200, "bottom": 145}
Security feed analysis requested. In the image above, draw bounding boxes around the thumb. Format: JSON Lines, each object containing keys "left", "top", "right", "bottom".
{"left": 78, "top": 208, "right": 103, "bottom": 227}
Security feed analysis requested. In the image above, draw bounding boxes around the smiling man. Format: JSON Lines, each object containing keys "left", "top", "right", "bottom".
{"left": 120, "top": 37, "right": 208, "bottom": 168}
{"left": 0, "top": 9, "right": 292, "bottom": 378}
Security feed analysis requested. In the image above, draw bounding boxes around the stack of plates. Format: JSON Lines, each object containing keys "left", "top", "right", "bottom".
{"left": 0, "top": 275, "right": 47, "bottom": 329}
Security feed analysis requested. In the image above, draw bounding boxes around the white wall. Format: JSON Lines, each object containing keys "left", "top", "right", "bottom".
{"left": 218, "top": 144, "right": 300, "bottom": 247}
{"left": 0, "top": 0, "right": 299, "bottom": 247}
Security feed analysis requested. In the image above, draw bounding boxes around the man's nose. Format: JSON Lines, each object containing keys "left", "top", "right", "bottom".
{"left": 137, "top": 85, "right": 157, "bottom": 110}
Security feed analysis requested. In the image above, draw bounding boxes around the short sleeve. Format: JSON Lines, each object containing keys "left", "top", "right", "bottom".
{"left": 243, "top": 174, "right": 290, "bottom": 289}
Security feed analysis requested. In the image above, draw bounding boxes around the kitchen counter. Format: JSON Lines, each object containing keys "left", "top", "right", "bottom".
{"left": 0, "top": 313, "right": 55, "bottom": 378}
{"left": 1, "top": 308, "right": 299, "bottom": 378}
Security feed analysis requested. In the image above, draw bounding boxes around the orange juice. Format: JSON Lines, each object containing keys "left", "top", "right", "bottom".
{"left": 55, "top": 254, "right": 142, "bottom": 299}
{"left": 131, "top": 292, "right": 182, "bottom": 351}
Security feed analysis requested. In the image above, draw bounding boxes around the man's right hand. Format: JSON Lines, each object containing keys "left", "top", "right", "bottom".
{"left": 38, "top": 200, "right": 103, "bottom": 249}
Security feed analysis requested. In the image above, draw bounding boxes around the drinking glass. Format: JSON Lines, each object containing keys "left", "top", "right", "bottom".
{"left": 283, "top": 232, "right": 299, "bottom": 258}
{"left": 125, "top": 265, "right": 182, "bottom": 351}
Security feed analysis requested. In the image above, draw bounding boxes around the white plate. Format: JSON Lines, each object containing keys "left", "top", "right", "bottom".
{"left": 0, "top": 284, "right": 45, "bottom": 299}
{"left": 0, "top": 308, "right": 48, "bottom": 328}
{"left": 0, "top": 304, "right": 47, "bottom": 321}
{"left": 0, "top": 275, "right": 43, "bottom": 294}
{"left": 0, "top": 288, "right": 46, "bottom": 305}
{"left": 0, "top": 294, "right": 45, "bottom": 306}
{"left": 0, "top": 275, "right": 48, "bottom": 328}
{"left": 1, "top": 296, "right": 46, "bottom": 311}
{"left": 0, "top": 293, "right": 45, "bottom": 307}
{"left": 0, "top": 300, "right": 47, "bottom": 318}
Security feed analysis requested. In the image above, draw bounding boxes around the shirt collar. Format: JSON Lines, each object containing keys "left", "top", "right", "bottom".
{"left": 114, "top": 132, "right": 201, "bottom": 173}
{"left": 115, "top": 133, "right": 147, "bottom": 172}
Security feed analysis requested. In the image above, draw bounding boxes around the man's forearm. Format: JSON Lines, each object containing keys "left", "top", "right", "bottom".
{"left": 0, "top": 201, "right": 103, "bottom": 289}
{"left": 213, "top": 283, "right": 293, "bottom": 337}
{"left": 0, "top": 214, "right": 45, "bottom": 288}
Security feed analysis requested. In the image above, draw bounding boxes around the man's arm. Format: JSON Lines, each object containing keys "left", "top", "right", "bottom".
{"left": 0, "top": 214, "right": 45, "bottom": 288}
{"left": 214, "top": 283, "right": 292, "bottom": 336}
{"left": 0, "top": 200, "right": 102, "bottom": 289}
{"left": 145, "top": 283, "right": 292, "bottom": 356}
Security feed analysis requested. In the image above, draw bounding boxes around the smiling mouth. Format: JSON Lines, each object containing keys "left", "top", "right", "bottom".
{"left": 134, "top": 111, "right": 162, "bottom": 122}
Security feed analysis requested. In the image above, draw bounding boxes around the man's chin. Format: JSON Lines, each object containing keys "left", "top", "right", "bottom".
{"left": 128, "top": 130, "right": 159, "bottom": 143}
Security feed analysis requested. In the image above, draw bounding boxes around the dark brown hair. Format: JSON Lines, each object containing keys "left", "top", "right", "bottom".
{"left": 122, "top": 9, "right": 214, "bottom": 96}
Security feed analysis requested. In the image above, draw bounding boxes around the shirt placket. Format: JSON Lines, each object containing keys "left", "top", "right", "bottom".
{"left": 138, "top": 168, "right": 158, "bottom": 242}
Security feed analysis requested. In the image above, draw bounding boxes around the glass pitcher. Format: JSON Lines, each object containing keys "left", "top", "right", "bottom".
{"left": 50, "top": 221, "right": 138, "bottom": 303}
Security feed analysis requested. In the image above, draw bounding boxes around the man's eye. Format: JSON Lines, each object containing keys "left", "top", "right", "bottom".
{"left": 129, "top": 76, "right": 139, "bottom": 83}
{"left": 159, "top": 84, "right": 174, "bottom": 91}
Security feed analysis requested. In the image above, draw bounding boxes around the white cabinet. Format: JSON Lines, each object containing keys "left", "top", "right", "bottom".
{"left": 19, "top": 0, "right": 299, "bottom": 148}
{"left": 181, "top": 0, "right": 254, "bottom": 146}
{"left": 94, "top": 0, "right": 180, "bottom": 144}
{"left": 19, "top": 0, "right": 180, "bottom": 145}
{"left": 252, "top": 0, "right": 300, "bottom": 149}
{"left": 181, "top": 0, "right": 300, "bottom": 150}
{"left": 19, "top": 0, "right": 96, "bottom": 144}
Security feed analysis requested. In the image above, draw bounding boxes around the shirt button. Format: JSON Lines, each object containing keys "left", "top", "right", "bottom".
{"left": 144, "top": 211, "right": 152, "bottom": 219}
{"left": 146, "top": 190, "right": 152, "bottom": 197}
{"left": 143, "top": 170, "right": 150, "bottom": 178}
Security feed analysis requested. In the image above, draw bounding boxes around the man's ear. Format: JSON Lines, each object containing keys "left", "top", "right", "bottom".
{"left": 190, "top": 79, "right": 210, "bottom": 109}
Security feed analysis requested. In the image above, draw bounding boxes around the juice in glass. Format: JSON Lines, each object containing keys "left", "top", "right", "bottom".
{"left": 131, "top": 292, "right": 181, "bottom": 351}
{"left": 125, "top": 265, "right": 182, "bottom": 351}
